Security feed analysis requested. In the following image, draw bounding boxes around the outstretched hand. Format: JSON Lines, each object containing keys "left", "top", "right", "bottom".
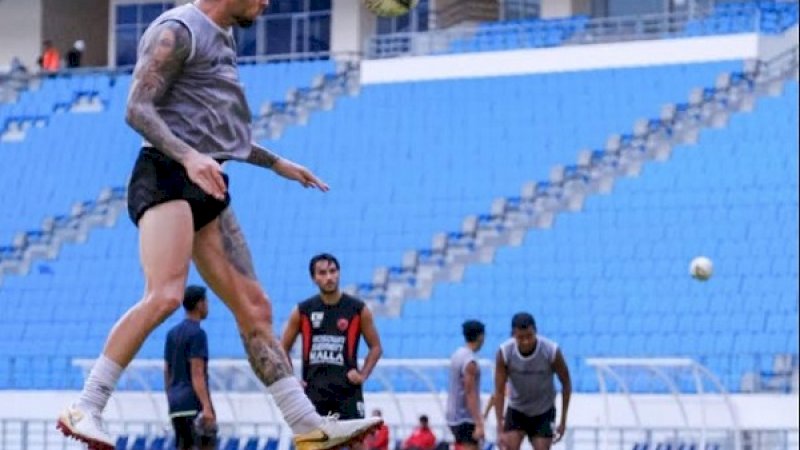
{"left": 272, "top": 159, "right": 329, "bottom": 191}
{"left": 553, "top": 422, "right": 566, "bottom": 443}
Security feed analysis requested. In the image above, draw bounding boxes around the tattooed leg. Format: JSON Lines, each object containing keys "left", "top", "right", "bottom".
{"left": 194, "top": 208, "right": 292, "bottom": 384}
{"left": 242, "top": 329, "right": 293, "bottom": 385}
{"left": 193, "top": 208, "right": 322, "bottom": 432}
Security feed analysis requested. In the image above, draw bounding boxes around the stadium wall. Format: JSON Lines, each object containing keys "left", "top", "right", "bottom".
{"left": 359, "top": 30, "right": 800, "bottom": 84}
{"left": 2, "top": 391, "right": 797, "bottom": 431}
{"left": 0, "top": 0, "right": 43, "bottom": 71}
{"left": 330, "top": 0, "right": 377, "bottom": 56}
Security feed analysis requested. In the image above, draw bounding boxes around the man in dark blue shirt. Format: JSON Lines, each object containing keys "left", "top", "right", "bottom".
{"left": 164, "top": 285, "right": 216, "bottom": 450}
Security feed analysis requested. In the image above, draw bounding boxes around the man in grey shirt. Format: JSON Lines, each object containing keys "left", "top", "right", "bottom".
{"left": 446, "top": 320, "right": 486, "bottom": 450}
{"left": 56, "top": 1, "right": 380, "bottom": 449}
{"left": 493, "top": 313, "right": 571, "bottom": 450}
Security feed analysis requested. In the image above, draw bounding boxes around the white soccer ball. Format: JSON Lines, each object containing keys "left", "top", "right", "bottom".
{"left": 363, "top": 0, "right": 420, "bottom": 17}
{"left": 689, "top": 256, "right": 714, "bottom": 281}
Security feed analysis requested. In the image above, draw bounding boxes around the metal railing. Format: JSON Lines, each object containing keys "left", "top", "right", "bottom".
{"left": 367, "top": 5, "right": 743, "bottom": 59}
{"left": 1, "top": 418, "right": 797, "bottom": 450}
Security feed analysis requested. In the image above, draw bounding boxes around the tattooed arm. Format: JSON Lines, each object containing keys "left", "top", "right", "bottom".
{"left": 125, "top": 21, "right": 193, "bottom": 163}
{"left": 247, "top": 143, "right": 330, "bottom": 191}
{"left": 246, "top": 143, "right": 282, "bottom": 169}
{"left": 125, "top": 20, "right": 226, "bottom": 199}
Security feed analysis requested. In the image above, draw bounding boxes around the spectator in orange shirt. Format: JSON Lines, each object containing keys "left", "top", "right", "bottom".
{"left": 38, "top": 40, "right": 61, "bottom": 72}
{"left": 365, "top": 409, "right": 389, "bottom": 450}
{"left": 402, "top": 415, "right": 436, "bottom": 450}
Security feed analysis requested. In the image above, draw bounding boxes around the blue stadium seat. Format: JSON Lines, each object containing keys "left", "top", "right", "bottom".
{"left": 242, "top": 437, "right": 259, "bottom": 450}
{"left": 116, "top": 435, "right": 129, "bottom": 450}
{"left": 0, "top": 54, "right": 796, "bottom": 394}
{"left": 262, "top": 437, "right": 279, "bottom": 450}
{"left": 130, "top": 436, "right": 147, "bottom": 450}
{"left": 222, "top": 437, "right": 241, "bottom": 450}
{"left": 149, "top": 436, "right": 166, "bottom": 450}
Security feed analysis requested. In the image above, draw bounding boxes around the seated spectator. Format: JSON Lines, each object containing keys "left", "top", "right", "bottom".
{"left": 365, "top": 409, "right": 390, "bottom": 450}
{"left": 10, "top": 57, "right": 28, "bottom": 75}
{"left": 402, "top": 415, "right": 436, "bottom": 450}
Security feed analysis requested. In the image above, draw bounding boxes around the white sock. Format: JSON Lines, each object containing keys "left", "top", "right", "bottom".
{"left": 268, "top": 376, "right": 323, "bottom": 434}
{"left": 76, "top": 354, "right": 123, "bottom": 415}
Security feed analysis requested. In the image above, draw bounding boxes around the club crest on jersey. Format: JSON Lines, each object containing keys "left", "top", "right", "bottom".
{"left": 337, "top": 318, "right": 349, "bottom": 331}
{"left": 311, "top": 312, "right": 324, "bottom": 329}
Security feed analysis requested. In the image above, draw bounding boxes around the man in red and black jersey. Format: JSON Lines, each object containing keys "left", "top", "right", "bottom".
{"left": 282, "top": 253, "right": 383, "bottom": 420}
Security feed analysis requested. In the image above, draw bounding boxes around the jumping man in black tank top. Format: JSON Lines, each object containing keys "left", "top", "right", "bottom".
{"left": 56, "top": 1, "right": 382, "bottom": 449}
{"left": 282, "top": 254, "right": 384, "bottom": 422}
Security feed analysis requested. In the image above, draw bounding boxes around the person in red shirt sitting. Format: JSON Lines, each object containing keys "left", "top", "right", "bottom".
{"left": 365, "top": 409, "right": 390, "bottom": 450}
{"left": 402, "top": 415, "right": 437, "bottom": 450}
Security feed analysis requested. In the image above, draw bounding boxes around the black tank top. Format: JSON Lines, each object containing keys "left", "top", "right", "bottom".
{"left": 298, "top": 294, "right": 365, "bottom": 390}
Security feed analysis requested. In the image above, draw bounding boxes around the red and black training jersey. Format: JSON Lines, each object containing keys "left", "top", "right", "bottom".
{"left": 297, "top": 294, "right": 365, "bottom": 391}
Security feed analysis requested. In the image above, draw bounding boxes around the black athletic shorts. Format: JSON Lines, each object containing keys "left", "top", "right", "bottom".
{"left": 172, "top": 415, "right": 217, "bottom": 450}
{"left": 449, "top": 423, "right": 478, "bottom": 445}
{"left": 127, "top": 147, "right": 230, "bottom": 231}
{"left": 305, "top": 384, "right": 365, "bottom": 420}
{"left": 503, "top": 407, "right": 556, "bottom": 439}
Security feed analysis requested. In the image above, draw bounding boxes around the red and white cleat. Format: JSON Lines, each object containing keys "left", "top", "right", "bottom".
{"left": 56, "top": 405, "right": 115, "bottom": 450}
{"left": 294, "top": 416, "right": 383, "bottom": 450}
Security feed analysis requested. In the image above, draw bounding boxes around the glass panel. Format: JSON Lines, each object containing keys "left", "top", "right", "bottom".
{"left": 294, "top": 15, "right": 308, "bottom": 54}
{"left": 116, "top": 26, "right": 139, "bottom": 67}
{"left": 116, "top": 5, "right": 138, "bottom": 25}
{"left": 608, "top": 0, "right": 663, "bottom": 16}
{"left": 308, "top": 14, "right": 330, "bottom": 52}
{"left": 266, "top": 0, "right": 305, "bottom": 14}
{"left": 236, "top": 24, "right": 258, "bottom": 57}
{"left": 308, "top": 0, "right": 331, "bottom": 12}
{"left": 394, "top": 14, "right": 411, "bottom": 33}
{"left": 377, "top": 17, "right": 395, "bottom": 35}
{"left": 376, "top": 0, "right": 430, "bottom": 34}
{"left": 141, "top": 3, "right": 165, "bottom": 23}
{"left": 416, "top": 0, "right": 429, "bottom": 31}
{"left": 591, "top": 0, "right": 609, "bottom": 18}
{"left": 265, "top": 17, "right": 292, "bottom": 55}
{"left": 501, "top": 0, "right": 541, "bottom": 20}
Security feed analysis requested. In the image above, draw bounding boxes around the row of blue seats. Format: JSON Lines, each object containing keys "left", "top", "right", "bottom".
{"left": 685, "top": 0, "right": 799, "bottom": 35}
{"left": 116, "top": 435, "right": 278, "bottom": 450}
{"left": 0, "top": 60, "right": 338, "bottom": 243}
{"left": 632, "top": 442, "right": 721, "bottom": 450}
{"left": 2, "top": 59, "right": 795, "bottom": 392}
{"left": 439, "top": 1, "right": 798, "bottom": 55}
{"left": 447, "top": 16, "right": 589, "bottom": 53}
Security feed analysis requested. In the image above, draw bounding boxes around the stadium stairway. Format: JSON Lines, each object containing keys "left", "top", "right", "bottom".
{"left": 350, "top": 47, "right": 800, "bottom": 319}
{"left": 0, "top": 60, "right": 358, "bottom": 286}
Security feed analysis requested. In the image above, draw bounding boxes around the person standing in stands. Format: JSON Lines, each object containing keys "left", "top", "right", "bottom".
{"left": 164, "top": 285, "right": 217, "bottom": 450}
{"left": 493, "top": 313, "right": 571, "bottom": 450}
{"left": 38, "top": 40, "right": 61, "bottom": 72}
{"left": 446, "top": 320, "right": 486, "bottom": 450}
{"left": 66, "top": 40, "right": 86, "bottom": 69}
{"left": 282, "top": 253, "right": 384, "bottom": 424}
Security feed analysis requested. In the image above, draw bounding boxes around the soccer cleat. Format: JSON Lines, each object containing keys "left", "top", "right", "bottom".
{"left": 56, "top": 405, "right": 115, "bottom": 450}
{"left": 294, "top": 416, "right": 383, "bottom": 450}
